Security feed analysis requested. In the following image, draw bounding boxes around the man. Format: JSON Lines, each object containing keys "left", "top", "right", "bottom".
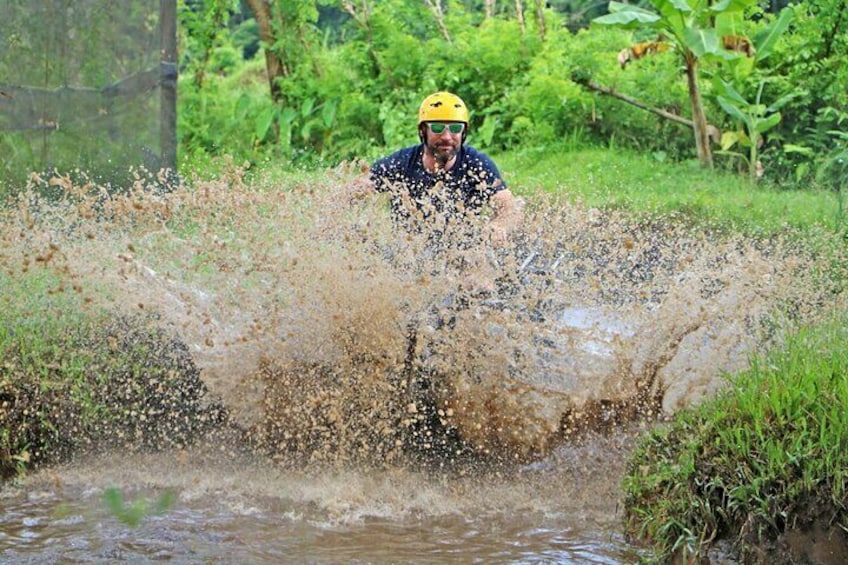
{"left": 368, "top": 91, "right": 522, "bottom": 245}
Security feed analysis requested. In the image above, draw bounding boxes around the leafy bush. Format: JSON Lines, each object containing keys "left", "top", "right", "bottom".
{"left": 0, "top": 285, "right": 228, "bottom": 479}
{"left": 178, "top": 58, "right": 279, "bottom": 165}
{"left": 496, "top": 27, "right": 591, "bottom": 148}
{"left": 752, "top": 0, "right": 848, "bottom": 185}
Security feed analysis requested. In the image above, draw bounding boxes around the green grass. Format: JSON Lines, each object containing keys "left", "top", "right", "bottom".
{"left": 498, "top": 145, "right": 843, "bottom": 236}
{"left": 622, "top": 312, "right": 848, "bottom": 562}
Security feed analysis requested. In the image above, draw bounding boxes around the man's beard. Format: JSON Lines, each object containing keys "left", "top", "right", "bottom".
{"left": 428, "top": 140, "right": 459, "bottom": 168}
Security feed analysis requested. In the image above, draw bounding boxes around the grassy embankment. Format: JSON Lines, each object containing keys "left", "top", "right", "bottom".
{"left": 0, "top": 267, "right": 228, "bottom": 480}
{"left": 622, "top": 316, "right": 848, "bottom": 563}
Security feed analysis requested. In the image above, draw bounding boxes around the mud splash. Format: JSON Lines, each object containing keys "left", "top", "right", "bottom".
{"left": 1, "top": 162, "right": 834, "bottom": 467}
{"left": 1, "top": 160, "right": 842, "bottom": 562}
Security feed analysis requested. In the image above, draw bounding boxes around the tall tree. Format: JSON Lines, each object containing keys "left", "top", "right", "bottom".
{"left": 534, "top": 0, "right": 546, "bottom": 41}
{"left": 245, "top": 0, "right": 283, "bottom": 103}
{"left": 244, "top": 0, "right": 319, "bottom": 104}
{"left": 515, "top": 0, "right": 526, "bottom": 35}
{"left": 425, "top": 0, "right": 452, "bottom": 43}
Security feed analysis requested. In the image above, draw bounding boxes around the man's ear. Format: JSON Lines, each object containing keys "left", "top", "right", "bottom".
{"left": 418, "top": 123, "right": 427, "bottom": 144}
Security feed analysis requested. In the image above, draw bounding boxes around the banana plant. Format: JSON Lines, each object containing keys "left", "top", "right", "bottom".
{"left": 251, "top": 96, "right": 339, "bottom": 156}
{"left": 715, "top": 79, "right": 798, "bottom": 183}
{"left": 593, "top": 0, "right": 761, "bottom": 169}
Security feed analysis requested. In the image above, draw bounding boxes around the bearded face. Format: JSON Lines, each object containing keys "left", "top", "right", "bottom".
{"left": 421, "top": 122, "right": 464, "bottom": 168}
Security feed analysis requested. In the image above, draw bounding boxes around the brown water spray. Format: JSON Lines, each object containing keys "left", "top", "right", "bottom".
{"left": 2, "top": 162, "right": 841, "bottom": 470}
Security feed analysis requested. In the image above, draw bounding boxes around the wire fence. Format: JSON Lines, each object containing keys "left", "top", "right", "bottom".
{"left": 0, "top": 0, "right": 176, "bottom": 189}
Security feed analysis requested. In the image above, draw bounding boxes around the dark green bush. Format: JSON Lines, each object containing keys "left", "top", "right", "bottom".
{"left": 0, "top": 312, "right": 228, "bottom": 480}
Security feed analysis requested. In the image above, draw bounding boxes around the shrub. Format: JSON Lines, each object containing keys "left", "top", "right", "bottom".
{"left": 0, "top": 310, "right": 228, "bottom": 480}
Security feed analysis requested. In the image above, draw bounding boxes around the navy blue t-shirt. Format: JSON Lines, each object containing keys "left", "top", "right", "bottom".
{"left": 370, "top": 144, "right": 506, "bottom": 227}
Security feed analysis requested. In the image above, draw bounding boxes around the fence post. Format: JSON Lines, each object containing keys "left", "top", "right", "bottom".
{"left": 160, "top": 0, "right": 178, "bottom": 174}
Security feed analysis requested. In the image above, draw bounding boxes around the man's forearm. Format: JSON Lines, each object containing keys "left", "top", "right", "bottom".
{"left": 487, "top": 189, "right": 524, "bottom": 244}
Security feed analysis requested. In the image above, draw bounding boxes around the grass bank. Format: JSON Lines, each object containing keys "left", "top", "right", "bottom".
{"left": 622, "top": 313, "right": 848, "bottom": 563}
{"left": 0, "top": 270, "right": 229, "bottom": 480}
{"left": 499, "top": 145, "right": 844, "bottom": 236}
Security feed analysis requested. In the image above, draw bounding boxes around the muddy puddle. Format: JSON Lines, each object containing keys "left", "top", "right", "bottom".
{"left": 0, "top": 162, "right": 839, "bottom": 562}
{"left": 1, "top": 432, "right": 647, "bottom": 563}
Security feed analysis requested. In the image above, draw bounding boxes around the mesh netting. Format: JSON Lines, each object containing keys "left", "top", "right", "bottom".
{"left": 0, "top": 0, "right": 176, "bottom": 187}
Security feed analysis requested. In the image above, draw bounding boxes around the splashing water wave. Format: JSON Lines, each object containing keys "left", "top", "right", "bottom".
{"left": 2, "top": 163, "right": 837, "bottom": 471}
{"left": 2, "top": 163, "right": 844, "bottom": 562}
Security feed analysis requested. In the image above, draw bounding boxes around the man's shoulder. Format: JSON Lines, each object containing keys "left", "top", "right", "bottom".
{"left": 458, "top": 146, "right": 503, "bottom": 177}
{"left": 372, "top": 145, "right": 422, "bottom": 171}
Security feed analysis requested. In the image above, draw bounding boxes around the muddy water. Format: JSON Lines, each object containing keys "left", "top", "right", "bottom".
{"left": 0, "top": 163, "right": 838, "bottom": 563}
{"left": 1, "top": 433, "right": 646, "bottom": 563}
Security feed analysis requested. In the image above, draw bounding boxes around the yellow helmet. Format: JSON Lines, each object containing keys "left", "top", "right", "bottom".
{"left": 418, "top": 91, "right": 469, "bottom": 125}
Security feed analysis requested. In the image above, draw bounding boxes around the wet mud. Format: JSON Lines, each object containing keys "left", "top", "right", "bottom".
{"left": 1, "top": 164, "right": 838, "bottom": 470}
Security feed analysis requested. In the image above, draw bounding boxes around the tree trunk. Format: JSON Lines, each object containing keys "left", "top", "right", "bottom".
{"left": 485, "top": 0, "right": 496, "bottom": 19}
{"left": 342, "top": 0, "right": 386, "bottom": 81}
{"left": 534, "top": 0, "right": 546, "bottom": 41}
{"left": 515, "top": 0, "right": 526, "bottom": 35}
{"left": 684, "top": 53, "right": 713, "bottom": 169}
{"left": 424, "top": 0, "right": 452, "bottom": 43}
{"left": 245, "top": 0, "right": 285, "bottom": 104}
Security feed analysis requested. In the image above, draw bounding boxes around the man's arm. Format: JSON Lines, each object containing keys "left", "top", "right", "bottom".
{"left": 485, "top": 188, "right": 524, "bottom": 245}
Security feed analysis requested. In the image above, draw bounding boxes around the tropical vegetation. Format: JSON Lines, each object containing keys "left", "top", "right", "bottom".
{"left": 173, "top": 0, "right": 846, "bottom": 191}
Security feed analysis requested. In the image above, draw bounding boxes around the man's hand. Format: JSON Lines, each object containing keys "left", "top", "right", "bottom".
{"left": 461, "top": 249, "right": 498, "bottom": 294}
{"left": 484, "top": 223, "right": 509, "bottom": 246}
{"left": 486, "top": 189, "right": 524, "bottom": 246}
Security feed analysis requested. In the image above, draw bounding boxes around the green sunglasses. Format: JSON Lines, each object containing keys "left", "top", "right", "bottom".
{"left": 427, "top": 122, "right": 465, "bottom": 135}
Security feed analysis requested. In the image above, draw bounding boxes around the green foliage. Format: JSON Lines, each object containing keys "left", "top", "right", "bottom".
{"left": 593, "top": 0, "right": 756, "bottom": 58}
{"left": 715, "top": 78, "right": 798, "bottom": 182}
{"left": 570, "top": 26, "right": 694, "bottom": 156}
{"left": 496, "top": 27, "right": 590, "bottom": 148}
{"left": 103, "top": 487, "right": 178, "bottom": 527}
{"left": 592, "top": 0, "right": 764, "bottom": 168}
{"left": 168, "top": 0, "right": 848, "bottom": 187}
{"left": 178, "top": 59, "right": 281, "bottom": 164}
{"left": 179, "top": 0, "right": 241, "bottom": 85}
{"left": 622, "top": 312, "right": 848, "bottom": 562}
{"left": 816, "top": 129, "right": 848, "bottom": 191}
{"left": 748, "top": 0, "right": 848, "bottom": 185}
